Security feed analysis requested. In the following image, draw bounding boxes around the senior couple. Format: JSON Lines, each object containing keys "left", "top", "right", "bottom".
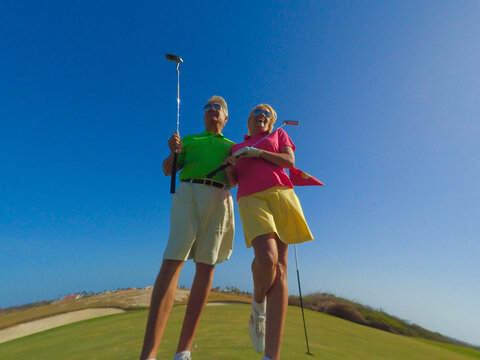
{"left": 140, "top": 96, "right": 313, "bottom": 360}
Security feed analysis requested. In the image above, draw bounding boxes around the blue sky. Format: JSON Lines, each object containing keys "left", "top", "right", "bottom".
{"left": 1, "top": 0, "right": 479, "bottom": 346}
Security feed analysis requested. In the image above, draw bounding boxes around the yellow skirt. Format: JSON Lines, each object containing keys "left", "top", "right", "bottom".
{"left": 238, "top": 187, "right": 313, "bottom": 248}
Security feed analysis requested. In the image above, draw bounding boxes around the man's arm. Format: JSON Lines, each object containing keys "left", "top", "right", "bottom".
{"left": 163, "top": 133, "right": 183, "bottom": 175}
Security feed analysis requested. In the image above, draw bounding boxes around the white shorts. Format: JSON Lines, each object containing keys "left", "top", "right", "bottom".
{"left": 163, "top": 182, "right": 234, "bottom": 265}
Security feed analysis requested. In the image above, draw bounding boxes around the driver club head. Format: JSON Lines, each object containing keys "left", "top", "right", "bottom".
{"left": 165, "top": 53, "right": 183, "bottom": 63}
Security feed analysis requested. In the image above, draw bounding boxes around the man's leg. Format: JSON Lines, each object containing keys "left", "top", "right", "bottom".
{"left": 140, "top": 259, "right": 185, "bottom": 360}
{"left": 176, "top": 262, "right": 215, "bottom": 353}
{"left": 264, "top": 238, "right": 288, "bottom": 360}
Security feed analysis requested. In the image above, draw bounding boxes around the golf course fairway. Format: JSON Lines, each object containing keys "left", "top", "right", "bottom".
{"left": 0, "top": 303, "right": 478, "bottom": 359}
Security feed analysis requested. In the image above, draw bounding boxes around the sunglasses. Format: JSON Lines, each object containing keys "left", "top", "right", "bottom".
{"left": 204, "top": 103, "right": 221, "bottom": 111}
{"left": 253, "top": 109, "right": 272, "bottom": 118}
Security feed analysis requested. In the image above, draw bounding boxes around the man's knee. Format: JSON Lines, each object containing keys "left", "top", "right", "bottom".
{"left": 195, "top": 262, "right": 215, "bottom": 275}
{"left": 160, "top": 259, "right": 184, "bottom": 275}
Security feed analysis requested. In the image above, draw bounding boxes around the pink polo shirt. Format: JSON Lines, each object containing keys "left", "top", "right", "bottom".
{"left": 231, "top": 128, "right": 296, "bottom": 200}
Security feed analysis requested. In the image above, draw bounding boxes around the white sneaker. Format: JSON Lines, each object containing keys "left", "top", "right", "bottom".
{"left": 174, "top": 351, "right": 191, "bottom": 360}
{"left": 249, "top": 305, "right": 266, "bottom": 353}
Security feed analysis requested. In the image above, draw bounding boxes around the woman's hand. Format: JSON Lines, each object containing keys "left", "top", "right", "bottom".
{"left": 233, "top": 146, "right": 261, "bottom": 158}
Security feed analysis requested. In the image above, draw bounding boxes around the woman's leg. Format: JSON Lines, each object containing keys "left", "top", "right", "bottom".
{"left": 264, "top": 237, "right": 288, "bottom": 360}
{"left": 251, "top": 233, "right": 289, "bottom": 359}
{"left": 251, "top": 233, "right": 278, "bottom": 303}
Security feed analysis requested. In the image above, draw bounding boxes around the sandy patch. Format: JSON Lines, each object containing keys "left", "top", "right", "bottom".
{"left": 0, "top": 308, "right": 124, "bottom": 344}
{"left": 0, "top": 287, "right": 191, "bottom": 344}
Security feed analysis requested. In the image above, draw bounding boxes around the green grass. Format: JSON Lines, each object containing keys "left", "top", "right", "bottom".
{"left": 289, "top": 292, "right": 479, "bottom": 350}
{"left": 1, "top": 304, "right": 479, "bottom": 360}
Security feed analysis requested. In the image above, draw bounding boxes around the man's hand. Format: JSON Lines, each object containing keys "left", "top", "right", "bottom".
{"left": 233, "top": 146, "right": 261, "bottom": 158}
{"left": 168, "top": 133, "right": 182, "bottom": 153}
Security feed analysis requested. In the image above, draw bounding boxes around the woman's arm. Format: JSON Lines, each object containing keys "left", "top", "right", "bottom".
{"left": 258, "top": 146, "right": 295, "bottom": 168}
{"left": 224, "top": 155, "right": 238, "bottom": 187}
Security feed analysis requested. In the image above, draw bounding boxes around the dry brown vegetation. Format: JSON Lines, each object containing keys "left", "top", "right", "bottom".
{"left": 0, "top": 287, "right": 250, "bottom": 331}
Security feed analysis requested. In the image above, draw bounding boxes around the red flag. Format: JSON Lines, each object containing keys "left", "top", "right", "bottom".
{"left": 289, "top": 167, "right": 324, "bottom": 186}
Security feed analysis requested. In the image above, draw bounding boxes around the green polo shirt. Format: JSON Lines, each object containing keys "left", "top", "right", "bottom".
{"left": 178, "top": 131, "right": 235, "bottom": 185}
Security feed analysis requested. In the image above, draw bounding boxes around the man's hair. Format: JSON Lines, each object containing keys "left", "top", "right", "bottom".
{"left": 206, "top": 95, "right": 228, "bottom": 117}
{"left": 248, "top": 103, "right": 277, "bottom": 134}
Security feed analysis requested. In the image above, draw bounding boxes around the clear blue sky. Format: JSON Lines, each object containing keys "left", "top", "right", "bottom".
{"left": 1, "top": 0, "right": 479, "bottom": 346}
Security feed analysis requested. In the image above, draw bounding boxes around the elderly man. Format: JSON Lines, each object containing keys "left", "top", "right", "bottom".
{"left": 140, "top": 96, "right": 235, "bottom": 360}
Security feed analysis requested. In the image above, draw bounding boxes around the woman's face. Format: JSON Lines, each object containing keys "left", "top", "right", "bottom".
{"left": 248, "top": 105, "right": 273, "bottom": 135}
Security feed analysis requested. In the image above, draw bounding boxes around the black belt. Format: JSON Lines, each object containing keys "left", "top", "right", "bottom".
{"left": 182, "top": 178, "right": 230, "bottom": 190}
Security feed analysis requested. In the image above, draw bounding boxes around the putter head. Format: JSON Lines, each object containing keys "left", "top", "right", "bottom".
{"left": 165, "top": 53, "right": 183, "bottom": 63}
{"left": 283, "top": 120, "right": 299, "bottom": 126}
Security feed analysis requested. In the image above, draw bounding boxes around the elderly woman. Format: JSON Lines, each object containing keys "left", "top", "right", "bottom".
{"left": 224, "top": 104, "right": 313, "bottom": 360}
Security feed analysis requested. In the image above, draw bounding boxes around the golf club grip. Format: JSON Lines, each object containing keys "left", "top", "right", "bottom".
{"left": 170, "top": 152, "right": 178, "bottom": 194}
{"left": 206, "top": 163, "right": 229, "bottom": 179}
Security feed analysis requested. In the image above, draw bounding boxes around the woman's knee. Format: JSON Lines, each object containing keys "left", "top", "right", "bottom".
{"left": 255, "top": 250, "right": 278, "bottom": 273}
{"left": 275, "top": 262, "right": 288, "bottom": 283}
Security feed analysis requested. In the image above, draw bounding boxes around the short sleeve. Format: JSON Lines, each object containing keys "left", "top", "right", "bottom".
{"left": 277, "top": 128, "right": 296, "bottom": 152}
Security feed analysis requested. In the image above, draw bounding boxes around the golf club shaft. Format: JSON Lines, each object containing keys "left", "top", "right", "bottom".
{"left": 250, "top": 122, "right": 286, "bottom": 147}
{"left": 176, "top": 68, "right": 180, "bottom": 133}
{"left": 294, "top": 244, "right": 313, "bottom": 355}
{"left": 206, "top": 163, "right": 229, "bottom": 179}
{"left": 170, "top": 67, "right": 180, "bottom": 194}
{"left": 166, "top": 53, "right": 182, "bottom": 194}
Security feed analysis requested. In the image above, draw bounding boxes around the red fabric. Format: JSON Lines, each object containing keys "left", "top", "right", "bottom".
{"left": 289, "top": 167, "right": 324, "bottom": 186}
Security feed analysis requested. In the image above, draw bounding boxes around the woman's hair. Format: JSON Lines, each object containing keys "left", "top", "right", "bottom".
{"left": 248, "top": 103, "right": 277, "bottom": 134}
{"left": 205, "top": 95, "right": 228, "bottom": 117}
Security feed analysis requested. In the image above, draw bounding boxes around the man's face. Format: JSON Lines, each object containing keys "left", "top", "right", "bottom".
{"left": 204, "top": 102, "right": 228, "bottom": 130}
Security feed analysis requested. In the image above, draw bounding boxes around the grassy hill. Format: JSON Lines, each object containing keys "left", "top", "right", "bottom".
{"left": 1, "top": 288, "right": 478, "bottom": 356}
{"left": 289, "top": 293, "right": 480, "bottom": 351}
{"left": 1, "top": 304, "right": 479, "bottom": 359}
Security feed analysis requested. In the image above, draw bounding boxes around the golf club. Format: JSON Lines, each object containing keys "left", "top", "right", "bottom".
{"left": 294, "top": 244, "right": 314, "bottom": 356}
{"left": 165, "top": 53, "right": 183, "bottom": 194}
{"left": 206, "top": 120, "right": 299, "bottom": 179}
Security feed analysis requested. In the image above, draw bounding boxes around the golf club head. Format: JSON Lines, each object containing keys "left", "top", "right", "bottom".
{"left": 165, "top": 53, "right": 183, "bottom": 63}
{"left": 283, "top": 120, "right": 299, "bottom": 126}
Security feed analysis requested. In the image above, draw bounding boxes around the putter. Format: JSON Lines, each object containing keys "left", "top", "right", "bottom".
{"left": 206, "top": 120, "right": 299, "bottom": 179}
{"left": 294, "top": 244, "right": 314, "bottom": 356}
{"left": 165, "top": 54, "right": 183, "bottom": 193}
